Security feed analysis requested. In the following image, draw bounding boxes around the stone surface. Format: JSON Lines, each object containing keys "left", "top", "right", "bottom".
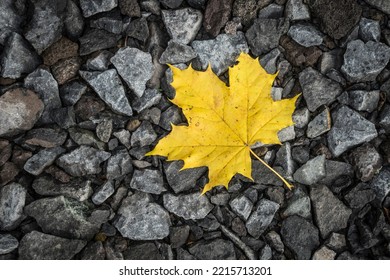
{"left": 327, "top": 106, "right": 378, "bottom": 157}
{"left": 91, "top": 13, "right": 123, "bottom": 35}
{"left": 56, "top": 146, "right": 111, "bottom": 177}
{"left": 285, "top": 0, "right": 310, "bottom": 21}
{"left": 79, "top": 29, "right": 120, "bottom": 56}
{"left": 310, "top": 185, "right": 352, "bottom": 239}
{"left": 114, "top": 192, "right": 171, "bottom": 240}
{"left": 307, "top": 108, "right": 331, "bottom": 139}
{"left": 192, "top": 32, "right": 249, "bottom": 75}
{"left": 345, "top": 183, "right": 376, "bottom": 209}
{"left": 0, "top": 162, "right": 19, "bottom": 187}
{"left": 0, "top": 32, "right": 41, "bottom": 79}
{"left": 164, "top": 161, "right": 206, "bottom": 193}
{"left": 133, "top": 89, "right": 162, "bottom": 113}
{"left": 282, "top": 187, "right": 311, "bottom": 218}
{"left": 96, "top": 119, "right": 113, "bottom": 143}
{"left": 359, "top": 18, "right": 380, "bottom": 42}
{"left": 60, "top": 81, "right": 87, "bottom": 106}
{"left": 312, "top": 246, "right": 336, "bottom": 260}
{"left": 288, "top": 24, "right": 323, "bottom": 47}
{"left": 188, "top": 239, "right": 236, "bottom": 260}
{"left": 318, "top": 160, "right": 354, "bottom": 187}
{"left": 130, "top": 121, "right": 157, "bottom": 147}
{"left": 119, "top": 0, "right": 141, "bottom": 17}
{"left": 18, "top": 231, "right": 86, "bottom": 260}
{"left": 364, "top": 0, "right": 390, "bottom": 15}
{"left": 80, "top": 0, "right": 118, "bottom": 17}
{"left": 370, "top": 168, "right": 390, "bottom": 204}
{"left": 203, "top": 0, "right": 233, "bottom": 37}
{"left": 111, "top": 47, "right": 154, "bottom": 98}
{"left": 126, "top": 17, "right": 149, "bottom": 43}
{"left": 0, "top": 183, "right": 26, "bottom": 231}
{"left": 24, "top": 147, "right": 65, "bottom": 176}
{"left": 258, "top": 3, "right": 284, "bottom": 19}
{"left": 0, "top": 1, "right": 22, "bottom": 45}
{"left": 350, "top": 144, "right": 382, "bottom": 182}
{"left": 52, "top": 57, "right": 81, "bottom": 85}
{"left": 246, "top": 18, "right": 289, "bottom": 56}
{"left": 124, "top": 242, "right": 162, "bottom": 260}
{"left": 163, "top": 192, "right": 213, "bottom": 220}
{"left": 130, "top": 169, "right": 166, "bottom": 194}
{"left": 159, "top": 0, "right": 183, "bottom": 9}
{"left": 341, "top": 40, "right": 390, "bottom": 83}
{"left": 252, "top": 160, "right": 283, "bottom": 186}
{"left": 92, "top": 181, "right": 115, "bottom": 205}
{"left": 86, "top": 51, "right": 113, "bottom": 71}
{"left": 80, "top": 69, "right": 133, "bottom": 116}
{"left": 170, "top": 225, "right": 190, "bottom": 248}
{"left": 229, "top": 195, "right": 253, "bottom": 221}
{"left": 0, "top": 88, "right": 44, "bottom": 137}
{"left": 0, "top": 234, "right": 18, "bottom": 255}
{"left": 159, "top": 41, "right": 197, "bottom": 64}
{"left": 348, "top": 90, "right": 380, "bottom": 113}
{"left": 162, "top": 8, "right": 203, "bottom": 44}
{"left": 299, "top": 67, "right": 342, "bottom": 112}
{"left": 281, "top": 215, "right": 320, "bottom": 259}
{"left": 293, "top": 155, "right": 326, "bottom": 185}
{"left": 246, "top": 199, "right": 280, "bottom": 238}
{"left": 106, "top": 148, "right": 133, "bottom": 180}
{"left": 64, "top": 0, "right": 84, "bottom": 39}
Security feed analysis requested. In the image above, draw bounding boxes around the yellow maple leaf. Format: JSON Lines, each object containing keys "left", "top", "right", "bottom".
{"left": 147, "top": 53, "right": 299, "bottom": 194}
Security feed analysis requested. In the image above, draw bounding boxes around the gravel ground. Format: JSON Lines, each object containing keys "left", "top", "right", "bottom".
{"left": 0, "top": 0, "right": 390, "bottom": 260}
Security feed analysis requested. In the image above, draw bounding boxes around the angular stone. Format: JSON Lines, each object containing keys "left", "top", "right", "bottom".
{"left": 130, "top": 169, "right": 166, "bottom": 194}
{"left": 119, "top": 0, "right": 141, "bottom": 17}
{"left": 123, "top": 242, "right": 162, "bottom": 260}
{"left": 285, "top": 0, "right": 310, "bottom": 21}
{"left": 164, "top": 161, "right": 206, "bottom": 193}
{"left": 0, "top": 0, "right": 22, "bottom": 44}
{"left": 79, "top": 29, "right": 120, "bottom": 56}
{"left": 293, "top": 155, "right": 326, "bottom": 185}
{"left": 299, "top": 67, "right": 342, "bottom": 112}
{"left": 252, "top": 160, "right": 283, "bottom": 186}
{"left": 258, "top": 3, "right": 284, "bottom": 19}
{"left": 345, "top": 183, "right": 376, "bottom": 209}
{"left": 86, "top": 51, "right": 113, "bottom": 71}
{"left": 159, "top": 105, "right": 184, "bottom": 130}
{"left": 106, "top": 148, "right": 133, "bottom": 180}
{"left": 163, "top": 192, "right": 213, "bottom": 220}
{"left": 160, "top": 0, "right": 183, "bottom": 9}
{"left": 246, "top": 199, "right": 279, "bottom": 238}
{"left": 64, "top": 0, "right": 84, "bottom": 39}
{"left": 281, "top": 215, "right": 320, "bottom": 259}
{"left": 310, "top": 185, "right": 352, "bottom": 238}
{"left": 96, "top": 119, "right": 113, "bottom": 143}
{"left": 162, "top": 8, "right": 203, "bottom": 44}
{"left": 52, "top": 57, "right": 81, "bottom": 85}
{"left": 245, "top": 18, "right": 289, "bottom": 56}
{"left": 282, "top": 187, "right": 311, "bottom": 218}
{"left": 288, "top": 24, "right": 323, "bottom": 47}
{"left": 312, "top": 246, "right": 336, "bottom": 260}
{"left": 192, "top": 32, "right": 248, "bottom": 75}
{"left": 41, "top": 37, "right": 78, "bottom": 66}
{"left": 24, "top": 147, "right": 65, "bottom": 176}
{"left": 170, "top": 225, "right": 190, "bottom": 248}
{"left": 350, "top": 144, "right": 382, "bottom": 182}
{"left": 0, "top": 88, "right": 44, "bottom": 137}
{"left": 60, "top": 81, "right": 87, "bottom": 106}
{"left": 370, "top": 168, "right": 390, "bottom": 204}
{"left": 293, "top": 107, "right": 310, "bottom": 129}
{"left": 19, "top": 231, "right": 86, "bottom": 260}
{"left": 379, "top": 104, "right": 390, "bottom": 133}
{"left": 126, "top": 17, "right": 149, "bottom": 43}
{"left": 114, "top": 192, "right": 171, "bottom": 240}
{"left": 24, "top": 68, "right": 61, "bottom": 124}
{"left": 229, "top": 195, "right": 253, "bottom": 221}
{"left": 130, "top": 121, "right": 157, "bottom": 147}
{"left": 203, "top": 0, "right": 233, "bottom": 37}
{"left": 159, "top": 41, "right": 197, "bottom": 64}
{"left": 92, "top": 181, "right": 115, "bottom": 205}
{"left": 359, "top": 18, "right": 380, "bottom": 42}
{"left": 0, "top": 162, "right": 19, "bottom": 187}
{"left": 0, "top": 234, "right": 18, "bottom": 255}
{"left": 80, "top": 0, "right": 118, "bottom": 17}
{"left": 1, "top": 32, "right": 41, "bottom": 79}
{"left": 113, "top": 130, "right": 131, "bottom": 149}
{"left": 327, "top": 106, "right": 378, "bottom": 157}
{"left": 189, "top": 239, "right": 236, "bottom": 260}
{"left": 278, "top": 125, "right": 296, "bottom": 142}
{"left": 348, "top": 90, "right": 380, "bottom": 113}
{"left": 0, "top": 183, "right": 26, "bottom": 231}
{"left": 260, "top": 48, "right": 281, "bottom": 74}
{"left": 25, "top": 128, "right": 67, "bottom": 149}
{"left": 110, "top": 47, "right": 154, "bottom": 98}
{"left": 69, "top": 127, "right": 104, "bottom": 150}
{"left": 341, "top": 40, "right": 390, "bottom": 83}
{"left": 90, "top": 13, "right": 123, "bottom": 35}
{"left": 56, "top": 146, "right": 111, "bottom": 177}
{"left": 232, "top": 0, "right": 260, "bottom": 26}
{"left": 80, "top": 69, "right": 133, "bottom": 116}
{"left": 307, "top": 108, "right": 331, "bottom": 138}
{"left": 364, "top": 0, "right": 390, "bottom": 15}
{"left": 133, "top": 89, "right": 162, "bottom": 113}
{"left": 279, "top": 36, "right": 322, "bottom": 68}
{"left": 25, "top": 196, "right": 107, "bottom": 239}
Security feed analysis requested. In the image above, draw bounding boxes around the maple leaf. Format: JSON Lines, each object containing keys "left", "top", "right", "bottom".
{"left": 147, "top": 53, "right": 299, "bottom": 194}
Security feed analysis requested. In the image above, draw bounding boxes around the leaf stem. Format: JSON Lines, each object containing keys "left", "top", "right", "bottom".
{"left": 249, "top": 148, "right": 293, "bottom": 190}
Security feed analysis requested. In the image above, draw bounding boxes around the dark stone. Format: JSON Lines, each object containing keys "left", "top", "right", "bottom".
{"left": 188, "top": 239, "right": 236, "bottom": 260}
{"left": 80, "top": 0, "right": 118, "bottom": 17}
{"left": 285, "top": 0, "right": 310, "bottom": 21}
{"left": 163, "top": 192, "right": 213, "bottom": 220}
{"left": 0, "top": 162, "right": 19, "bottom": 186}
{"left": 64, "top": 0, "right": 84, "bottom": 39}
{"left": 90, "top": 13, "right": 123, "bottom": 35}
{"left": 126, "top": 18, "right": 149, "bottom": 43}
{"left": 130, "top": 121, "right": 157, "bottom": 147}
{"left": 80, "top": 241, "right": 105, "bottom": 260}
{"left": 232, "top": 0, "right": 261, "bottom": 26}
{"left": 258, "top": 3, "right": 284, "bottom": 19}
{"left": 187, "top": 0, "right": 207, "bottom": 9}
{"left": 69, "top": 127, "right": 104, "bottom": 150}
{"left": 0, "top": 0, "right": 22, "bottom": 45}
{"left": 86, "top": 51, "right": 113, "bottom": 71}
{"left": 164, "top": 161, "right": 207, "bottom": 193}
{"left": 307, "top": 108, "right": 331, "bottom": 138}
{"left": 359, "top": 18, "right": 380, "bottom": 42}
{"left": 349, "top": 144, "right": 382, "bottom": 182}
{"left": 79, "top": 29, "right": 120, "bottom": 56}
{"left": 203, "top": 0, "right": 234, "bottom": 37}
{"left": 252, "top": 160, "right": 283, "bottom": 186}
{"left": 159, "top": 41, "right": 197, "bottom": 64}
{"left": 170, "top": 225, "right": 190, "bottom": 248}
{"left": 52, "top": 57, "right": 81, "bottom": 85}
{"left": 106, "top": 148, "right": 133, "bottom": 180}
{"left": 130, "top": 169, "right": 166, "bottom": 194}
{"left": 348, "top": 90, "right": 380, "bottom": 113}
{"left": 246, "top": 199, "right": 279, "bottom": 238}
{"left": 0, "top": 183, "right": 26, "bottom": 231}
{"left": 74, "top": 95, "right": 106, "bottom": 121}
{"left": 132, "top": 89, "right": 162, "bottom": 113}
{"left": 25, "top": 128, "right": 67, "bottom": 149}
{"left": 119, "top": 0, "right": 141, "bottom": 17}
{"left": 42, "top": 37, "right": 79, "bottom": 66}
{"left": 60, "top": 80, "right": 87, "bottom": 106}
{"left": 0, "top": 234, "right": 18, "bottom": 255}
{"left": 345, "top": 183, "right": 376, "bottom": 210}
{"left": 24, "top": 147, "right": 65, "bottom": 176}
{"left": 50, "top": 107, "right": 76, "bottom": 129}
{"left": 159, "top": 0, "right": 183, "bottom": 8}
{"left": 364, "top": 0, "right": 390, "bottom": 15}
{"left": 124, "top": 242, "right": 163, "bottom": 260}
{"left": 279, "top": 36, "right": 322, "bottom": 68}
{"left": 370, "top": 168, "right": 390, "bottom": 205}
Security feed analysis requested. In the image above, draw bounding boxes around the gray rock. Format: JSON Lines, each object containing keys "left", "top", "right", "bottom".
{"left": 246, "top": 199, "right": 279, "bottom": 238}
{"left": 259, "top": 244, "right": 272, "bottom": 260}
{"left": 277, "top": 125, "right": 296, "bottom": 142}
{"left": 341, "top": 40, "right": 390, "bottom": 83}
{"left": 345, "top": 183, "right": 376, "bottom": 209}
{"left": 325, "top": 232, "right": 347, "bottom": 252}
{"left": 162, "top": 8, "right": 202, "bottom": 44}
{"left": 119, "top": 0, "right": 141, "bottom": 17}
{"left": 274, "top": 142, "right": 296, "bottom": 179}
{"left": 114, "top": 192, "right": 171, "bottom": 240}
{"left": 56, "top": 146, "right": 111, "bottom": 177}
{"left": 124, "top": 242, "right": 163, "bottom": 260}
{"left": 60, "top": 81, "right": 87, "bottom": 106}
{"left": 282, "top": 187, "right": 311, "bottom": 218}
{"left": 0, "top": 183, "right": 26, "bottom": 231}
{"left": 370, "top": 168, "right": 390, "bottom": 204}
{"left": 293, "top": 155, "right": 326, "bottom": 185}
{"left": 364, "top": 0, "right": 390, "bottom": 15}
{"left": 310, "top": 185, "right": 352, "bottom": 239}
{"left": 163, "top": 192, "right": 213, "bottom": 220}
{"left": 164, "top": 161, "right": 206, "bottom": 193}
{"left": 188, "top": 239, "right": 236, "bottom": 260}
{"left": 106, "top": 148, "right": 133, "bottom": 180}
{"left": 0, "top": 32, "right": 41, "bottom": 79}
{"left": 133, "top": 89, "right": 162, "bottom": 113}
{"left": 0, "top": 234, "right": 18, "bottom": 255}
{"left": 50, "top": 106, "right": 76, "bottom": 130}
{"left": 211, "top": 193, "right": 230, "bottom": 206}
{"left": 359, "top": 18, "right": 380, "bottom": 42}
{"left": 191, "top": 32, "right": 248, "bottom": 76}
{"left": 126, "top": 17, "right": 149, "bottom": 43}
{"left": 266, "top": 231, "right": 284, "bottom": 253}
{"left": 24, "top": 68, "right": 61, "bottom": 124}
{"left": 24, "top": 147, "right": 65, "bottom": 176}
{"left": 79, "top": 69, "right": 133, "bottom": 116}
{"left": 288, "top": 24, "right": 323, "bottom": 47}
{"left": 80, "top": 241, "right": 105, "bottom": 260}
{"left": 64, "top": 0, "right": 84, "bottom": 39}
{"left": 111, "top": 47, "right": 154, "bottom": 98}
{"left": 318, "top": 160, "right": 354, "bottom": 187}
{"left": 131, "top": 121, "right": 157, "bottom": 147}
{"left": 25, "top": 196, "right": 107, "bottom": 239}
{"left": 92, "top": 181, "right": 115, "bottom": 205}
{"left": 90, "top": 14, "right": 123, "bottom": 35}
{"left": 24, "top": 6, "right": 62, "bottom": 54}
{"left": 319, "top": 48, "right": 344, "bottom": 74}
{"left": 96, "top": 119, "right": 113, "bottom": 143}
{"left": 113, "top": 130, "right": 131, "bottom": 149}
{"left": 245, "top": 18, "right": 289, "bottom": 56}
{"left": 312, "top": 246, "right": 336, "bottom": 260}
{"left": 252, "top": 160, "right": 283, "bottom": 187}
{"left": 187, "top": 0, "right": 206, "bottom": 9}
{"left": 159, "top": 41, "right": 197, "bottom": 64}
{"left": 299, "top": 67, "right": 342, "bottom": 112}
{"left": 130, "top": 169, "right": 166, "bottom": 194}
{"left": 229, "top": 195, "right": 253, "bottom": 221}
{"left": 285, "top": 0, "right": 310, "bottom": 21}
{"left": 80, "top": 0, "right": 118, "bottom": 17}
{"left": 32, "top": 176, "right": 93, "bottom": 202}
{"left": 79, "top": 29, "right": 120, "bottom": 56}
{"left": 281, "top": 215, "right": 320, "bottom": 259}
{"left": 170, "top": 225, "right": 190, "bottom": 248}
{"left": 258, "top": 4, "right": 284, "bottom": 19}
{"left": 348, "top": 90, "right": 380, "bottom": 113}
{"left": 69, "top": 127, "right": 104, "bottom": 150}
{"left": 0, "top": 0, "right": 22, "bottom": 44}
{"left": 306, "top": 108, "right": 331, "bottom": 138}
{"left": 379, "top": 104, "right": 390, "bottom": 133}
{"left": 350, "top": 144, "right": 382, "bottom": 182}
{"left": 293, "top": 107, "right": 310, "bottom": 128}
{"left": 0, "top": 88, "right": 44, "bottom": 137}
{"left": 159, "top": 105, "right": 184, "bottom": 130}
{"left": 86, "top": 51, "right": 113, "bottom": 71}
{"left": 18, "top": 231, "right": 86, "bottom": 260}
{"left": 260, "top": 48, "right": 281, "bottom": 74}
{"left": 327, "top": 106, "right": 378, "bottom": 157}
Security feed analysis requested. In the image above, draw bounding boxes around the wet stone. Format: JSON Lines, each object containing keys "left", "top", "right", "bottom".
{"left": 327, "top": 106, "right": 378, "bottom": 157}
{"left": 111, "top": 47, "right": 154, "bottom": 98}
{"left": 0, "top": 234, "right": 18, "bottom": 255}
{"left": 285, "top": 0, "right": 310, "bottom": 21}
{"left": 246, "top": 199, "right": 279, "bottom": 238}
{"left": 0, "top": 183, "right": 26, "bottom": 231}
{"left": 162, "top": 8, "right": 203, "bottom": 45}
{"left": 80, "top": 0, "right": 118, "bottom": 17}
{"left": 349, "top": 144, "right": 382, "bottom": 182}
{"left": 229, "top": 195, "right": 253, "bottom": 221}
{"left": 312, "top": 246, "right": 336, "bottom": 260}
{"left": 288, "top": 24, "right": 323, "bottom": 47}
{"left": 310, "top": 185, "right": 352, "bottom": 239}
{"left": 18, "top": 231, "right": 86, "bottom": 260}
{"left": 131, "top": 121, "right": 157, "bottom": 147}
{"left": 192, "top": 32, "right": 248, "bottom": 76}
{"left": 24, "top": 147, "right": 65, "bottom": 176}
{"left": 159, "top": 41, "right": 197, "bottom": 64}
{"left": 79, "top": 29, "right": 121, "bottom": 56}
{"left": 163, "top": 192, "right": 213, "bottom": 220}
{"left": 188, "top": 239, "right": 236, "bottom": 260}
{"left": 106, "top": 148, "right": 133, "bottom": 180}
{"left": 370, "top": 168, "right": 390, "bottom": 205}
{"left": 293, "top": 155, "right": 326, "bottom": 185}
{"left": 359, "top": 18, "right": 380, "bottom": 42}
{"left": 130, "top": 169, "right": 166, "bottom": 194}
{"left": 92, "top": 181, "right": 115, "bottom": 205}
{"left": 56, "top": 145, "right": 111, "bottom": 177}
{"left": 281, "top": 215, "right": 320, "bottom": 260}
{"left": 203, "top": 0, "right": 234, "bottom": 37}
{"left": 306, "top": 108, "right": 331, "bottom": 139}
{"left": 345, "top": 183, "right": 376, "bottom": 210}
{"left": 164, "top": 161, "right": 207, "bottom": 193}
{"left": 341, "top": 40, "right": 390, "bottom": 83}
